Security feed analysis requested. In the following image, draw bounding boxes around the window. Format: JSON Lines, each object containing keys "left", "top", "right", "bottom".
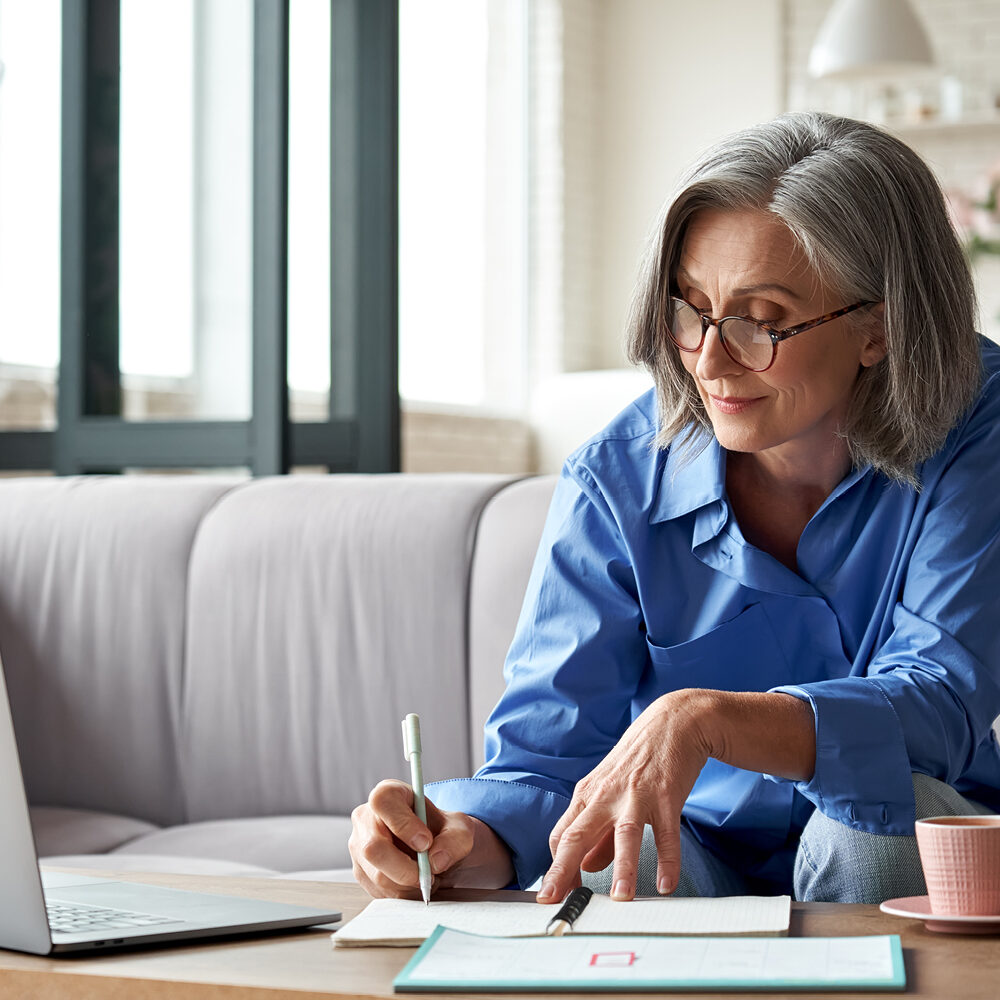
{"left": 398, "top": 0, "right": 528, "bottom": 413}
{"left": 119, "top": 0, "right": 253, "bottom": 422}
{"left": 0, "top": 0, "right": 61, "bottom": 430}
{"left": 288, "top": 0, "right": 331, "bottom": 422}
{"left": 0, "top": 0, "right": 398, "bottom": 474}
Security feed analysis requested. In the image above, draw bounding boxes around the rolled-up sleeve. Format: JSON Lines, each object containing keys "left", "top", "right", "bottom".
{"left": 427, "top": 777, "right": 572, "bottom": 889}
{"left": 768, "top": 678, "right": 915, "bottom": 831}
{"left": 431, "top": 460, "right": 648, "bottom": 888}
{"left": 769, "top": 376, "right": 1000, "bottom": 834}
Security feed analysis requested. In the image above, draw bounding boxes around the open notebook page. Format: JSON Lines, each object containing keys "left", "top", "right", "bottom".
{"left": 333, "top": 894, "right": 791, "bottom": 947}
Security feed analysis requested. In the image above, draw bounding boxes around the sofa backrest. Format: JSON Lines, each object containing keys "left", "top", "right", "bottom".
{"left": 0, "top": 477, "right": 235, "bottom": 826}
{"left": 179, "top": 474, "right": 525, "bottom": 821}
{"left": 0, "top": 473, "right": 556, "bottom": 826}
{"left": 468, "top": 476, "right": 557, "bottom": 769}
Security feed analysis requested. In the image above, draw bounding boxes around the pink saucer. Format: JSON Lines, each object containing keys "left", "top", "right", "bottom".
{"left": 880, "top": 895, "right": 1000, "bottom": 934}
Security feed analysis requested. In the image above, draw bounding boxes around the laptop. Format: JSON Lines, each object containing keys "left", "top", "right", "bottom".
{"left": 0, "top": 657, "right": 341, "bottom": 954}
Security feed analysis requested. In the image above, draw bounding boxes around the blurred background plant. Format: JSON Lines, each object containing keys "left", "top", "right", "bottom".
{"left": 948, "top": 160, "right": 1000, "bottom": 258}
{"left": 948, "top": 160, "right": 1000, "bottom": 338}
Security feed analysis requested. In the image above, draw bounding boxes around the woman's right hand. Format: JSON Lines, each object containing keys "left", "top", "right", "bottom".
{"left": 349, "top": 779, "right": 515, "bottom": 897}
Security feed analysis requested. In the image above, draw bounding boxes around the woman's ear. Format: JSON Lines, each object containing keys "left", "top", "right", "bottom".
{"left": 859, "top": 302, "right": 887, "bottom": 368}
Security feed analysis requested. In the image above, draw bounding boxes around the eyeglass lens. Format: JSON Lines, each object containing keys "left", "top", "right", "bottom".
{"left": 668, "top": 299, "right": 773, "bottom": 371}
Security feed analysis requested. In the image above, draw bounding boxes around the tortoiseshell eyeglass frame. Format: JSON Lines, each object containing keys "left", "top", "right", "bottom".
{"left": 666, "top": 296, "right": 879, "bottom": 373}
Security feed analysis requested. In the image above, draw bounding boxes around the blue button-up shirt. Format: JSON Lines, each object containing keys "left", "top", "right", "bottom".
{"left": 431, "top": 337, "right": 1000, "bottom": 892}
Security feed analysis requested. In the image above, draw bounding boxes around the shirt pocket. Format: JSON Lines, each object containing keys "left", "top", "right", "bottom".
{"left": 644, "top": 602, "right": 792, "bottom": 694}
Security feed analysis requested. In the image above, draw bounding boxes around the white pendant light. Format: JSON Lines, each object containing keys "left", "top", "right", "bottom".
{"left": 808, "top": 0, "right": 935, "bottom": 79}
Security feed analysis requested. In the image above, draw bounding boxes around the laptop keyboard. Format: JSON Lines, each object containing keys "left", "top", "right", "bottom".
{"left": 46, "top": 899, "right": 178, "bottom": 934}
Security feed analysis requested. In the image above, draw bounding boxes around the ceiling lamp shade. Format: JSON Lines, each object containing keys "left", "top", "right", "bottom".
{"left": 808, "top": 0, "right": 935, "bottom": 79}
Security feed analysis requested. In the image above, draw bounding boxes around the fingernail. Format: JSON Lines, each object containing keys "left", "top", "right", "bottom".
{"left": 537, "top": 881, "right": 555, "bottom": 901}
{"left": 413, "top": 833, "right": 431, "bottom": 851}
{"left": 612, "top": 880, "right": 630, "bottom": 900}
{"left": 658, "top": 876, "right": 671, "bottom": 895}
{"left": 430, "top": 850, "right": 451, "bottom": 873}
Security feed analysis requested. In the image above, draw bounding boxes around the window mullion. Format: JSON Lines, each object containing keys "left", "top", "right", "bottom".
{"left": 330, "top": 0, "right": 399, "bottom": 473}
{"left": 251, "top": 0, "right": 290, "bottom": 476}
{"left": 57, "top": 0, "right": 123, "bottom": 474}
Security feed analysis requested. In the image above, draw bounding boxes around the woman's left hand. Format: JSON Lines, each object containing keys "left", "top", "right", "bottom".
{"left": 538, "top": 689, "right": 714, "bottom": 903}
{"left": 536, "top": 688, "right": 815, "bottom": 903}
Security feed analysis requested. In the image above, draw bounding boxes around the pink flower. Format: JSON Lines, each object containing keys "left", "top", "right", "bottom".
{"left": 949, "top": 165, "right": 1000, "bottom": 255}
{"left": 946, "top": 188, "right": 974, "bottom": 237}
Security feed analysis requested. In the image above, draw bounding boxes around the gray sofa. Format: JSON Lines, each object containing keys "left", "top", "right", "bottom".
{"left": 0, "top": 473, "right": 556, "bottom": 879}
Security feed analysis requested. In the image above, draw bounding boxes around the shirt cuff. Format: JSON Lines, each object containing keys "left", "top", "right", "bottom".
{"left": 766, "top": 680, "right": 916, "bottom": 834}
{"left": 427, "top": 776, "right": 571, "bottom": 889}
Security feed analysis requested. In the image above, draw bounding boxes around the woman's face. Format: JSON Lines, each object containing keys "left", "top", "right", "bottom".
{"left": 675, "top": 207, "right": 885, "bottom": 469}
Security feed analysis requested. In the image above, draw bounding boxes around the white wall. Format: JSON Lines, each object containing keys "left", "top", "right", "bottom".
{"left": 786, "top": 0, "right": 1000, "bottom": 344}
{"left": 593, "top": 0, "right": 783, "bottom": 368}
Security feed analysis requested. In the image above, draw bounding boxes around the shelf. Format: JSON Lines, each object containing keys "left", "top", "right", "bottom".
{"left": 882, "top": 112, "right": 1000, "bottom": 138}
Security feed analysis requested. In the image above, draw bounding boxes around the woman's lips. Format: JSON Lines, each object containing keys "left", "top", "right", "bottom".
{"left": 708, "top": 394, "right": 762, "bottom": 415}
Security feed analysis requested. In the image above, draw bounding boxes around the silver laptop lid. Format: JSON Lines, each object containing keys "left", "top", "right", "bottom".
{"left": 0, "top": 656, "right": 55, "bottom": 954}
{"left": 0, "top": 652, "right": 341, "bottom": 956}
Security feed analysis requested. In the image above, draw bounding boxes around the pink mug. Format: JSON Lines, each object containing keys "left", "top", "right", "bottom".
{"left": 915, "top": 815, "right": 1000, "bottom": 915}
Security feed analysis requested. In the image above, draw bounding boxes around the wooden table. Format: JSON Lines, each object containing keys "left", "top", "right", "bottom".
{"left": 0, "top": 871, "right": 997, "bottom": 999}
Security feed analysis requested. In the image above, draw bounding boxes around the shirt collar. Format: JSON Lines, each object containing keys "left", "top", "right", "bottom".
{"left": 649, "top": 430, "right": 726, "bottom": 524}
{"left": 648, "top": 430, "right": 877, "bottom": 526}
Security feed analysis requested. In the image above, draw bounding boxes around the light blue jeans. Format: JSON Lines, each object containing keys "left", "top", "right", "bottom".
{"left": 581, "top": 774, "right": 995, "bottom": 903}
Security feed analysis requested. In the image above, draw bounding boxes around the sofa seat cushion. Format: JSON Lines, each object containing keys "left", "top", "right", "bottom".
{"left": 30, "top": 806, "right": 160, "bottom": 857}
{"left": 40, "top": 854, "right": 278, "bottom": 877}
{"left": 108, "top": 815, "right": 355, "bottom": 873}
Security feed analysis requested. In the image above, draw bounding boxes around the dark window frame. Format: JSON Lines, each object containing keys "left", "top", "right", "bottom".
{"left": 0, "top": 0, "right": 398, "bottom": 475}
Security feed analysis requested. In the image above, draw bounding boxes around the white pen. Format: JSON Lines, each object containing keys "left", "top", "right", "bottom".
{"left": 402, "top": 713, "right": 433, "bottom": 904}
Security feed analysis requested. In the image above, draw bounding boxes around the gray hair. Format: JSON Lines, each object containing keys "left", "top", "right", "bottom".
{"left": 626, "top": 111, "right": 982, "bottom": 486}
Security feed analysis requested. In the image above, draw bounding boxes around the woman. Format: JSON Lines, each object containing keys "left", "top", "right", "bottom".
{"left": 350, "top": 112, "right": 1000, "bottom": 904}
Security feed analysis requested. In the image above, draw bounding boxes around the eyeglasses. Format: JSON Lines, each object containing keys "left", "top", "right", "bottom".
{"left": 665, "top": 296, "right": 877, "bottom": 373}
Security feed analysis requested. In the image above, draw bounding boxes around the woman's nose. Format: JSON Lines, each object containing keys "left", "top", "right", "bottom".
{"left": 695, "top": 324, "right": 742, "bottom": 381}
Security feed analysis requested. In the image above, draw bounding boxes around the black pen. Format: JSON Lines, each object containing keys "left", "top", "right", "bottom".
{"left": 545, "top": 886, "right": 593, "bottom": 936}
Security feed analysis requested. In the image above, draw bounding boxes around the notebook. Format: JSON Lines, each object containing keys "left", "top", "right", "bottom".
{"left": 334, "top": 891, "right": 791, "bottom": 947}
{"left": 393, "top": 927, "right": 906, "bottom": 993}
{"left": 0, "top": 652, "right": 340, "bottom": 955}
